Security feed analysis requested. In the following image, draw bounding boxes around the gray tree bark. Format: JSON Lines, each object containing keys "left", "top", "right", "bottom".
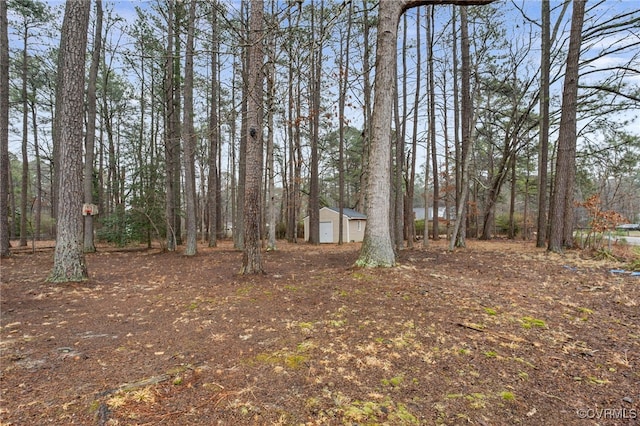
{"left": 208, "top": 0, "right": 220, "bottom": 248}
{"left": 241, "top": 0, "right": 264, "bottom": 274}
{"left": 84, "top": 0, "right": 102, "bottom": 253}
{"left": 164, "top": 0, "right": 177, "bottom": 251}
{"left": 0, "top": 0, "right": 9, "bottom": 256}
{"left": 356, "top": 0, "right": 403, "bottom": 267}
{"left": 548, "top": 0, "right": 586, "bottom": 253}
{"left": 20, "top": 25, "right": 29, "bottom": 247}
{"left": 48, "top": 0, "right": 91, "bottom": 282}
{"left": 183, "top": 0, "right": 197, "bottom": 256}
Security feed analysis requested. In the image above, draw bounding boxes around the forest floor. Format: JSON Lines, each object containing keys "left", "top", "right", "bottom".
{"left": 1, "top": 238, "right": 639, "bottom": 426}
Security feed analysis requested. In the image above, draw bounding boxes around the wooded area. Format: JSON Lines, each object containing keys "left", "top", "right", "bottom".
{"left": 1, "top": 0, "right": 639, "bottom": 277}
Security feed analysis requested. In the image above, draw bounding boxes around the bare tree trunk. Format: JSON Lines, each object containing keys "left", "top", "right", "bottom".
{"left": 423, "top": 129, "right": 431, "bottom": 247}
{"left": 286, "top": 48, "right": 296, "bottom": 242}
{"left": 441, "top": 67, "right": 452, "bottom": 241}
{"left": 357, "top": 0, "right": 402, "bottom": 267}
{"left": 359, "top": 0, "right": 372, "bottom": 214}
{"left": 393, "top": 14, "right": 407, "bottom": 252}
{"left": 236, "top": 59, "right": 247, "bottom": 250}
{"left": 308, "top": 0, "right": 323, "bottom": 245}
{"left": 450, "top": 5, "right": 471, "bottom": 250}
{"left": 406, "top": 8, "right": 421, "bottom": 249}
{"left": 427, "top": 5, "right": 439, "bottom": 241}
{"left": 208, "top": 0, "right": 219, "bottom": 248}
{"left": 241, "top": 0, "right": 264, "bottom": 274}
{"left": 536, "top": 0, "right": 551, "bottom": 247}
{"left": 30, "top": 100, "right": 41, "bottom": 241}
{"left": 9, "top": 163, "right": 16, "bottom": 240}
{"left": 164, "top": 0, "right": 177, "bottom": 251}
{"left": 20, "top": 26, "right": 29, "bottom": 247}
{"left": 235, "top": 5, "right": 248, "bottom": 251}
{"left": 508, "top": 152, "right": 516, "bottom": 239}
{"left": 452, "top": 6, "right": 461, "bottom": 243}
{"left": 549, "top": 0, "right": 586, "bottom": 253}
{"left": 183, "top": 0, "right": 197, "bottom": 256}
{"left": 84, "top": 0, "right": 102, "bottom": 253}
{"left": 338, "top": 1, "right": 353, "bottom": 245}
{"left": 265, "top": 0, "right": 277, "bottom": 251}
{"left": 48, "top": 0, "right": 90, "bottom": 282}
{"left": 0, "top": 0, "right": 9, "bottom": 256}
{"left": 172, "top": 4, "right": 183, "bottom": 247}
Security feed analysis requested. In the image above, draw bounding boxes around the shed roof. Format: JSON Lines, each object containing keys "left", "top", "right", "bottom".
{"left": 326, "top": 206, "right": 367, "bottom": 219}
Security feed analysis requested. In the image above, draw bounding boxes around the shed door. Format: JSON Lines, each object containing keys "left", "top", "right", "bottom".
{"left": 319, "top": 221, "right": 333, "bottom": 243}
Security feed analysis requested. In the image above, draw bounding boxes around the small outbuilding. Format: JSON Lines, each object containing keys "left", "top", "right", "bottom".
{"left": 303, "top": 207, "right": 367, "bottom": 243}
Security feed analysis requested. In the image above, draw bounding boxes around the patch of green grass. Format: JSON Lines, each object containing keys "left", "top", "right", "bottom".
{"left": 335, "top": 289, "right": 349, "bottom": 297}
{"left": 252, "top": 340, "right": 313, "bottom": 370}
{"left": 465, "top": 393, "right": 486, "bottom": 409}
{"left": 284, "top": 354, "right": 308, "bottom": 368}
{"left": 578, "top": 307, "right": 594, "bottom": 321}
{"left": 283, "top": 284, "right": 298, "bottom": 292}
{"left": 340, "top": 398, "right": 418, "bottom": 425}
{"left": 484, "top": 307, "right": 498, "bottom": 316}
{"left": 328, "top": 319, "right": 347, "bottom": 328}
{"left": 484, "top": 350, "right": 498, "bottom": 358}
{"left": 520, "top": 316, "right": 547, "bottom": 329}
{"left": 628, "top": 258, "right": 640, "bottom": 271}
{"left": 587, "top": 376, "right": 610, "bottom": 385}
{"left": 236, "top": 285, "right": 254, "bottom": 296}
{"left": 381, "top": 375, "right": 404, "bottom": 387}
{"left": 351, "top": 271, "right": 375, "bottom": 281}
{"left": 394, "top": 403, "right": 419, "bottom": 424}
{"left": 296, "top": 340, "right": 316, "bottom": 352}
{"left": 298, "top": 321, "right": 315, "bottom": 331}
{"left": 499, "top": 391, "right": 515, "bottom": 401}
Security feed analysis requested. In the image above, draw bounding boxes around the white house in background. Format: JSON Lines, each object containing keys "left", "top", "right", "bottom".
{"left": 303, "top": 207, "right": 367, "bottom": 243}
{"left": 413, "top": 206, "right": 450, "bottom": 221}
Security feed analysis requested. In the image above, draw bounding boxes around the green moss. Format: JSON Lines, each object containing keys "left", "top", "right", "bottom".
{"left": 520, "top": 316, "right": 547, "bottom": 329}
{"left": 393, "top": 403, "right": 419, "bottom": 424}
{"left": 284, "top": 354, "right": 308, "bottom": 369}
{"left": 465, "top": 393, "right": 486, "bottom": 409}
{"left": 484, "top": 307, "right": 498, "bottom": 316}
{"left": 340, "top": 398, "right": 418, "bottom": 425}
{"left": 499, "top": 391, "right": 515, "bottom": 401}
{"left": 381, "top": 375, "right": 404, "bottom": 387}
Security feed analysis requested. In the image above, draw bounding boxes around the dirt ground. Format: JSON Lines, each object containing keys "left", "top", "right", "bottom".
{"left": 1, "top": 238, "right": 639, "bottom": 425}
